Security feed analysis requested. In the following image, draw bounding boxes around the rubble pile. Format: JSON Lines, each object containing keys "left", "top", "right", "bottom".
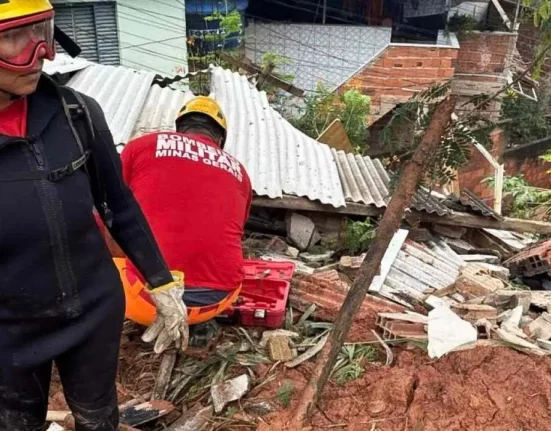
{"left": 47, "top": 210, "right": 551, "bottom": 430}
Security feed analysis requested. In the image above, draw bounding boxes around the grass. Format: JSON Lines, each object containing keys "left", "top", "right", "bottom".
{"left": 332, "top": 344, "right": 377, "bottom": 385}
{"left": 277, "top": 381, "right": 295, "bottom": 408}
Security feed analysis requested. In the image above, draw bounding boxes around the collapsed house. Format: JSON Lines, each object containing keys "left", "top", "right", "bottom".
{"left": 44, "top": 54, "right": 551, "bottom": 431}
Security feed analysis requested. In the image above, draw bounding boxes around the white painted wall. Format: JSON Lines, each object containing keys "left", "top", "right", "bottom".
{"left": 117, "top": 0, "right": 188, "bottom": 76}
{"left": 448, "top": 1, "right": 490, "bottom": 22}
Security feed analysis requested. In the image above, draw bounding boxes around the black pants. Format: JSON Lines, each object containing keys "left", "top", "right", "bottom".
{"left": 0, "top": 308, "right": 123, "bottom": 431}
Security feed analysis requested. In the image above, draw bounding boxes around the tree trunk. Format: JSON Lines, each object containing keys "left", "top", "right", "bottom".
{"left": 288, "top": 95, "right": 458, "bottom": 430}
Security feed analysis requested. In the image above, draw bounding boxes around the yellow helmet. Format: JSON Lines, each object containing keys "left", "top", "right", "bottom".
{"left": 177, "top": 96, "right": 227, "bottom": 142}
{"left": 0, "top": 0, "right": 53, "bottom": 22}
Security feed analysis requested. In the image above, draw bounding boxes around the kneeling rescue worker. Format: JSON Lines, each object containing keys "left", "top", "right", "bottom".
{"left": 117, "top": 96, "right": 252, "bottom": 338}
{"left": 0, "top": 1, "right": 188, "bottom": 430}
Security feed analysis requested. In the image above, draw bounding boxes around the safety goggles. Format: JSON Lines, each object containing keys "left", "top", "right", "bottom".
{"left": 0, "top": 10, "right": 55, "bottom": 72}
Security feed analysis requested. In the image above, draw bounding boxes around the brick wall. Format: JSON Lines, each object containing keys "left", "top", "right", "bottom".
{"left": 459, "top": 133, "right": 551, "bottom": 207}
{"left": 338, "top": 45, "right": 458, "bottom": 122}
{"left": 452, "top": 32, "right": 517, "bottom": 120}
{"left": 458, "top": 129, "right": 505, "bottom": 205}
{"left": 455, "top": 32, "right": 516, "bottom": 75}
{"left": 503, "top": 138, "right": 551, "bottom": 188}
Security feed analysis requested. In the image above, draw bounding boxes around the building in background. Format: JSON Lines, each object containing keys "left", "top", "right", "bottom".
{"left": 51, "top": 0, "right": 188, "bottom": 76}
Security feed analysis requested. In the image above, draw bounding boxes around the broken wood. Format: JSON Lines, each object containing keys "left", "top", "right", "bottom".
{"left": 253, "top": 196, "right": 551, "bottom": 235}
{"left": 120, "top": 400, "right": 175, "bottom": 427}
{"left": 256, "top": 62, "right": 276, "bottom": 91}
{"left": 220, "top": 52, "right": 305, "bottom": 97}
{"left": 151, "top": 350, "right": 177, "bottom": 401}
{"left": 288, "top": 95, "right": 457, "bottom": 429}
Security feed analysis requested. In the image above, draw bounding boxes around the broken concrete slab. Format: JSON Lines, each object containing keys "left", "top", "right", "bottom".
{"left": 470, "top": 262, "right": 510, "bottom": 281}
{"left": 530, "top": 291, "right": 551, "bottom": 310}
{"left": 537, "top": 339, "right": 551, "bottom": 352}
{"left": 454, "top": 272, "right": 503, "bottom": 300}
{"left": 483, "top": 290, "right": 532, "bottom": 313}
{"left": 452, "top": 304, "right": 498, "bottom": 323}
{"left": 166, "top": 406, "right": 213, "bottom": 431}
{"left": 286, "top": 213, "right": 317, "bottom": 251}
{"left": 528, "top": 313, "right": 551, "bottom": 340}
{"left": 428, "top": 306, "right": 477, "bottom": 359}
{"left": 267, "top": 335, "right": 295, "bottom": 362}
{"left": 433, "top": 224, "right": 467, "bottom": 239}
{"left": 211, "top": 375, "right": 251, "bottom": 413}
{"left": 459, "top": 254, "right": 500, "bottom": 264}
{"left": 47, "top": 424, "right": 64, "bottom": 431}
{"left": 501, "top": 306, "right": 525, "bottom": 338}
{"left": 286, "top": 246, "right": 300, "bottom": 258}
{"left": 495, "top": 328, "right": 548, "bottom": 355}
{"left": 443, "top": 237, "right": 476, "bottom": 254}
{"left": 300, "top": 251, "right": 333, "bottom": 263}
{"left": 259, "top": 329, "right": 300, "bottom": 348}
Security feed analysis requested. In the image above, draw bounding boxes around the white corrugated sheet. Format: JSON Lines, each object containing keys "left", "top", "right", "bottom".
{"left": 44, "top": 53, "right": 92, "bottom": 76}
{"left": 130, "top": 85, "right": 191, "bottom": 143}
{"left": 370, "top": 230, "right": 466, "bottom": 306}
{"left": 68, "top": 64, "right": 156, "bottom": 145}
{"left": 333, "top": 150, "right": 389, "bottom": 207}
{"left": 211, "top": 67, "right": 345, "bottom": 207}
{"left": 333, "top": 149, "right": 451, "bottom": 215}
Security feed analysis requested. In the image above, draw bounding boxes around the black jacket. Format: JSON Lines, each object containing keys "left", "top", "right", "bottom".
{"left": 0, "top": 75, "right": 172, "bottom": 367}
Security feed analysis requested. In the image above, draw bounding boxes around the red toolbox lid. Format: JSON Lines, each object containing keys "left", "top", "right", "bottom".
{"left": 242, "top": 259, "right": 296, "bottom": 281}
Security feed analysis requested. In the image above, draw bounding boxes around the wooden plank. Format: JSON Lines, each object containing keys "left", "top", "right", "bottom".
{"left": 252, "top": 195, "right": 381, "bottom": 216}
{"left": 219, "top": 53, "right": 305, "bottom": 97}
{"left": 151, "top": 351, "right": 177, "bottom": 401}
{"left": 252, "top": 196, "right": 551, "bottom": 234}
{"left": 316, "top": 119, "right": 354, "bottom": 153}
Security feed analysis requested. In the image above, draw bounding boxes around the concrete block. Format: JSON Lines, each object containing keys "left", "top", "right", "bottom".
{"left": 211, "top": 375, "right": 251, "bottom": 413}
{"left": 528, "top": 313, "right": 551, "bottom": 340}
{"left": 286, "top": 213, "right": 316, "bottom": 251}
{"left": 267, "top": 335, "right": 295, "bottom": 362}
{"left": 455, "top": 273, "right": 503, "bottom": 300}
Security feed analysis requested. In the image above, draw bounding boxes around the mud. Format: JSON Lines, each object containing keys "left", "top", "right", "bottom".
{"left": 256, "top": 347, "right": 551, "bottom": 431}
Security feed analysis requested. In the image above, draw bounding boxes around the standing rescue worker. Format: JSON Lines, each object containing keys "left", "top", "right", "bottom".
{"left": 0, "top": 1, "right": 188, "bottom": 430}
{"left": 118, "top": 97, "right": 252, "bottom": 332}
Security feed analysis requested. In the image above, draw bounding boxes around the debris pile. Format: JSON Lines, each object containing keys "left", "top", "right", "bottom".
{"left": 47, "top": 210, "right": 551, "bottom": 430}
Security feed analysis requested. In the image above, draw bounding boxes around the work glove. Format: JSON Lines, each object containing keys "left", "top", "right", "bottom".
{"left": 142, "top": 271, "right": 189, "bottom": 354}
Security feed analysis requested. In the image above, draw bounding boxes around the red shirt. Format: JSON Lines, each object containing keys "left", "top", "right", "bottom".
{"left": 0, "top": 99, "right": 27, "bottom": 137}
{"left": 121, "top": 132, "right": 252, "bottom": 291}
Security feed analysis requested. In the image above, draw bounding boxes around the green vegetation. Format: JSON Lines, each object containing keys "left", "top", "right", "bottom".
{"left": 277, "top": 381, "right": 295, "bottom": 408}
{"left": 501, "top": 90, "right": 551, "bottom": 143}
{"left": 382, "top": 83, "right": 492, "bottom": 188}
{"left": 484, "top": 174, "right": 551, "bottom": 219}
{"left": 332, "top": 344, "right": 377, "bottom": 385}
{"left": 345, "top": 219, "right": 376, "bottom": 255}
{"left": 290, "top": 84, "right": 371, "bottom": 152}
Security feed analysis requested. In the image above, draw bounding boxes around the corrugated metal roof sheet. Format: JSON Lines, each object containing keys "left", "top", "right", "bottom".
{"left": 44, "top": 53, "right": 92, "bottom": 75}
{"left": 460, "top": 189, "right": 504, "bottom": 220}
{"left": 370, "top": 229, "right": 466, "bottom": 306}
{"left": 130, "top": 85, "right": 190, "bottom": 143}
{"left": 333, "top": 149, "right": 451, "bottom": 215}
{"left": 67, "top": 64, "right": 156, "bottom": 145}
{"left": 211, "top": 66, "right": 346, "bottom": 207}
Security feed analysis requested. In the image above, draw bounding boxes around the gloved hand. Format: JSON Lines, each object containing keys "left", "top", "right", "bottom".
{"left": 142, "top": 271, "right": 189, "bottom": 354}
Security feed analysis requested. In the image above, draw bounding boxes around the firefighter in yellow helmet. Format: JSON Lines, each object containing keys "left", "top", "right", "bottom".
{"left": 0, "top": 2, "right": 185, "bottom": 430}
{"left": 113, "top": 96, "right": 251, "bottom": 343}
